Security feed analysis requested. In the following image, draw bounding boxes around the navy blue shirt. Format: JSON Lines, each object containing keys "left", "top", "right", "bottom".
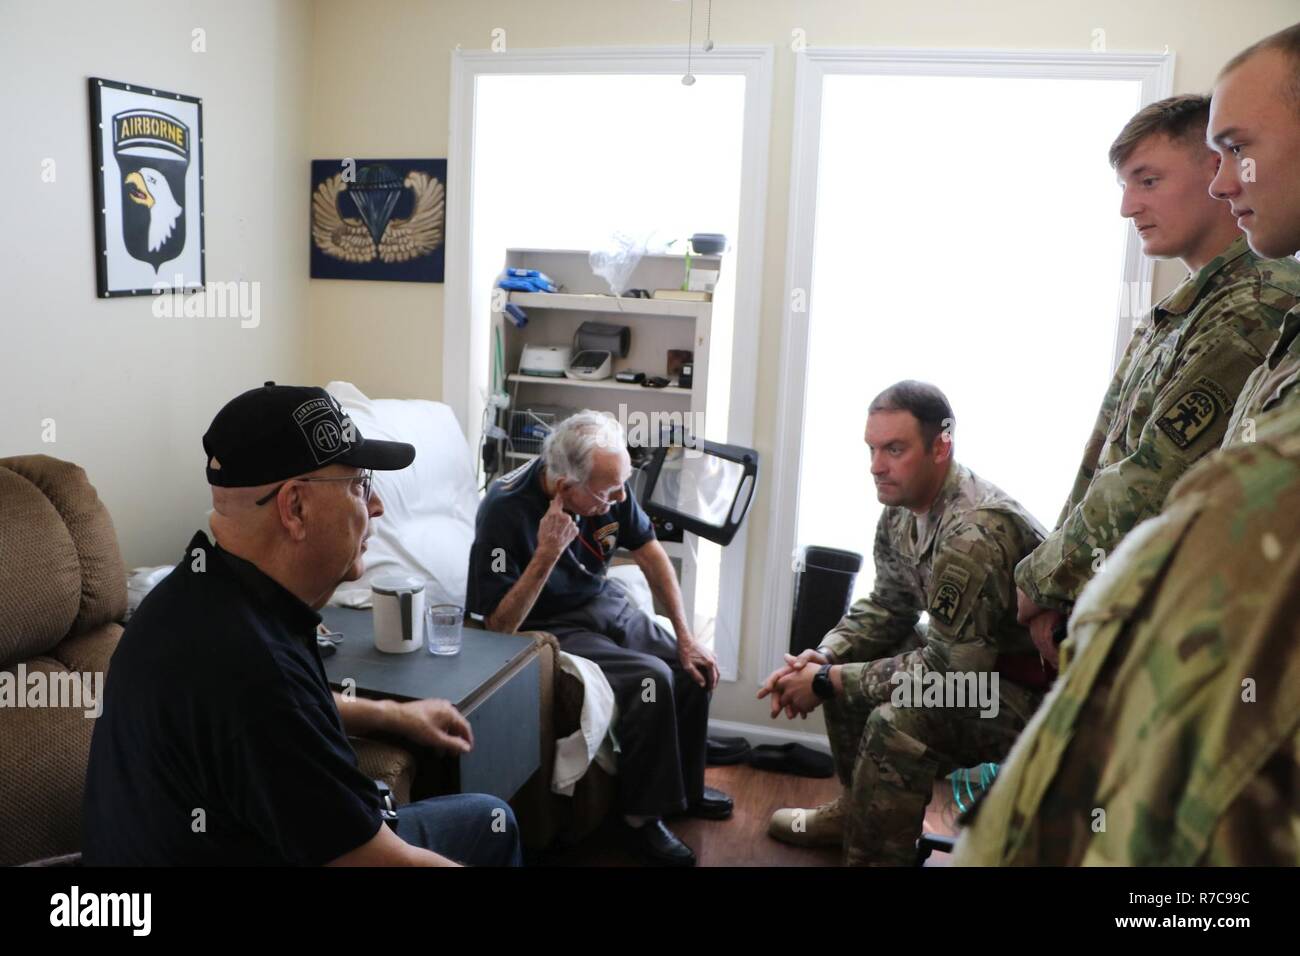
{"left": 466, "top": 458, "right": 655, "bottom": 625}
{"left": 83, "top": 531, "right": 382, "bottom": 866}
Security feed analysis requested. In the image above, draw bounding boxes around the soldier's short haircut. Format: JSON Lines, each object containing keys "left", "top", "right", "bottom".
{"left": 1219, "top": 22, "right": 1300, "bottom": 116}
{"left": 1108, "top": 94, "right": 1213, "bottom": 169}
{"left": 868, "top": 380, "right": 954, "bottom": 449}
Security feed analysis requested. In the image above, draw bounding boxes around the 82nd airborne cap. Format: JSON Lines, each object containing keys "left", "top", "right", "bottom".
{"left": 202, "top": 382, "right": 415, "bottom": 488}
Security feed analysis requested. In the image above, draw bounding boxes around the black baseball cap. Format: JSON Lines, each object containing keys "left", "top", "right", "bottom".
{"left": 203, "top": 382, "right": 415, "bottom": 488}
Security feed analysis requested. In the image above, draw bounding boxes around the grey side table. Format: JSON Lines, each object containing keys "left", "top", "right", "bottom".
{"left": 320, "top": 606, "right": 541, "bottom": 802}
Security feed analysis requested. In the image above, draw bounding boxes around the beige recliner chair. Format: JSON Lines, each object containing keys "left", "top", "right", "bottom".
{"left": 0, "top": 454, "right": 426, "bottom": 865}
{"left": 0, "top": 453, "right": 610, "bottom": 863}
{"left": 0, "top": 455, "right": 126, "bottom": 865}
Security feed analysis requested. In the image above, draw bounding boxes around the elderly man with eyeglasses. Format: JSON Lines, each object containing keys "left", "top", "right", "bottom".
{"left": 466, "top": 410, "right": 728, "bottom": 866}
{"left": 84, "top": 383, "right": 521, "bottom": 867}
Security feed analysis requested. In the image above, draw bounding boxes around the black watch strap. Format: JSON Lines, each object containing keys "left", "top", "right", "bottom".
{"left": 812, "top": 663, "right": 835, "bottom": 700}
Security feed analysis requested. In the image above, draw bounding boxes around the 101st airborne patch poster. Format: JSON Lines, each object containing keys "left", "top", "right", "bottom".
{"left": 89, "top": 77, "right": 205, "bottom": 297}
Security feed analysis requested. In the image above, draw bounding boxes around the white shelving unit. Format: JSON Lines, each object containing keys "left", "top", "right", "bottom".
{"left": 505, "top": 373, "right": 692, "bottom": 396}
{"left": 487, "top": 247, "right": 721, "bottom": 630}
{"left": 507, "top": 290, "right": 710, "bottom": 319}
{"left": 489, "top": 248, "right": 718, "bottom": 468}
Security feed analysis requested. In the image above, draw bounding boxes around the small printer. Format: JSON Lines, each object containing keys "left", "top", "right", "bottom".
{"left": 520, "top": 345, "right": 572, "bottom": 378}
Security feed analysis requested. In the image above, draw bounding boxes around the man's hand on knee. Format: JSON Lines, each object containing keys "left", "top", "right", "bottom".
{"left": 392, "top": 699, "right": 474, "bottom": 754}
{"left": 678, "top": 637, "right": 720, "bottom": 691}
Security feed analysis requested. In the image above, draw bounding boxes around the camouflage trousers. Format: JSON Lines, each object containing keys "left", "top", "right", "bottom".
{"left": 824, "top": 676, "right": 1041, "bottom": 866}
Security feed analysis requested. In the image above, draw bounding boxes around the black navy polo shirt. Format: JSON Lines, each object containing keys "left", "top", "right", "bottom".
{"left": 83, "top": 531, "right": 382, "bottom": 866}
{"left": 466, "top": 458, "right": 655, "bottom": 626}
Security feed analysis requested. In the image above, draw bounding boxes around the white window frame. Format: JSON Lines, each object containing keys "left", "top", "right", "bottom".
{"left": 444, "top": 45, "right": 774, "bottom": 681}
{"left": 759, "top": 46, "right": 1174, "bottom": 681}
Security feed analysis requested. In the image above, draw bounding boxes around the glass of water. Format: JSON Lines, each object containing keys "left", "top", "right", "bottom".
{"left": 426, "top": 604, "right": 463, "bottom": 656}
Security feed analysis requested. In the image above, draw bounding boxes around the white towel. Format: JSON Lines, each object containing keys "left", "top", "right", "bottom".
{"left": 552, "top": 651, "right": 619, "bottom": 795}
{"left": 125, "top": 565, "right": 175, "bottom": 621}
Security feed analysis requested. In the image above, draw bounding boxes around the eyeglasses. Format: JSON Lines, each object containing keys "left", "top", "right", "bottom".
{"left": 577, "top": 480, "right": 626, "bottom": 509}
{"left": 255, "top": 469, "right": 374, "bottom": 506}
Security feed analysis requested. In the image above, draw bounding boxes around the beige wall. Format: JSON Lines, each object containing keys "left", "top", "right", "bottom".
{"left": 0, "top": 0, "right": 314, "bottom": 567}
{"left": 4, "top": 1, "right": 1291, "bottom": 729}
{"left": 308, "top": 0, "right": 1300, "bottom": 731}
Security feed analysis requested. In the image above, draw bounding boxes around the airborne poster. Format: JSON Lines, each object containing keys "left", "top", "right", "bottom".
{"left": 89, "top": 77, "right": 205, "bottom": 298}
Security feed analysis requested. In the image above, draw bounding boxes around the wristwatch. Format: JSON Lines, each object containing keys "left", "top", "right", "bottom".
{"left": 374, "top": 779, "right": 400, "bottom": 831}
{"left": 812, "top": 663, "right": 835, "bottom": 700}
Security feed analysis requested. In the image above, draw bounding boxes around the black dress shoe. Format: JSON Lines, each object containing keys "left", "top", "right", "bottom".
{"left": 747, "top": 743, "right": 835, "bottom": 778}
{"left": 686, "top": 786, "right": 734, "bottom": 820}
{"left": 630, "top": 820, "right": 697, "bottom": 867}
{"left": 706, "top": 735, "right": 752, "bottom": 766}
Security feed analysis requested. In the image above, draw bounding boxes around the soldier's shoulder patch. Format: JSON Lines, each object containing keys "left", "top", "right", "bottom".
{"left": 935, "top": 561, "right": 972, "bottom": 590}
{"left": 1156, "top": 377, "right": 1228, "bottom": 449}
{"left": 929, "top": 579, "right": 965, "bottom": 627}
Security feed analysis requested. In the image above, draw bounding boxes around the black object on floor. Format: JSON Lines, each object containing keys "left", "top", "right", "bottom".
{"left": 629, "top": 820, "right": 697, "bottom": 867}
{"left": 788, "top": 546, "right": 863, "bottom": 655}
{"left": 706, "top": 734, "right": 751, "bottom": 766}
{"left": 682, "top": 786, "right": 734, "bottom": 820}
{"left": 747, "top": 742, "right": 835, "bottom": 778}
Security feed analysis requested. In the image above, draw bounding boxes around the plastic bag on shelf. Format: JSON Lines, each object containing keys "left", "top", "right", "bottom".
{"left": 589, "top": 231, "right": 652, "bottom": 296}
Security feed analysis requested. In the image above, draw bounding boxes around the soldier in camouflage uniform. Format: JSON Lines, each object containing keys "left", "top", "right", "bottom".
{"left": 759, "top": 382, "right": 1050, "bottom": 866}
{"left": 953, "top": 399, "right": 1300, "bottom": 865}
{"left": 954, "top": 23, "right": 1300, "bottom": 868}
{"left": 1224, "top": 303, "right": 1300, "bottom": 443}
{"left": 1211, "top": 29, "right": 1300, "bottom": 445}
{"left": 1014, "top": 95, "right": 1300, "bottom": 666}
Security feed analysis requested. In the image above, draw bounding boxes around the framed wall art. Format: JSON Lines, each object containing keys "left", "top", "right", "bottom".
{"left": 89, "top": 77, "right": 205, "bottom": 297}
{"left": 310, "top": 158, "right": 446, "bottom": 282}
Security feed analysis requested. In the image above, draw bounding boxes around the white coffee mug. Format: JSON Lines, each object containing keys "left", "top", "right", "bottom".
{"left": 372, "top": 575, "right": 425, "bottom": 654}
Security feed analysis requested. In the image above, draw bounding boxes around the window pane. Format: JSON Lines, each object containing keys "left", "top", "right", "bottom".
{"left": 470, "top": 73, "right": 748, "bottom": 639}
{"left": 797, "top": 73, "right": 1141, "bottom": 600}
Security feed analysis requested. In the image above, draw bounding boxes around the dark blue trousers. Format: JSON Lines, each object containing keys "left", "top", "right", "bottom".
{"left": 395, "top": 793, "right": 522, "bottom": 866}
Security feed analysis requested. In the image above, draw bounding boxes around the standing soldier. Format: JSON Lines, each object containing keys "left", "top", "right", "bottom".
{"left": 1014, "top": 94, "right": 1300, "bottom": 667}
{"left": 955, "top": 23, "right": 1300, "bottom": 867}
{"left": 1214, "top": 26, "right": 1300, "bottom": 444}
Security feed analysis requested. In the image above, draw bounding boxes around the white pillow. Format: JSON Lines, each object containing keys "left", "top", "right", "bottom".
{"left": 324, "top": 381, "right": 480, "bottom": 609}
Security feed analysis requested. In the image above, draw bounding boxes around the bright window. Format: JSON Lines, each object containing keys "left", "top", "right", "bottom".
{"left": 469, "top": 72, "right": 748, "bottom": 649}
{"left": 471, "top": 72, "right": 745, "bottom": 443}
{"left": 796, "top": 72, "right": 1142, "bottom": 599}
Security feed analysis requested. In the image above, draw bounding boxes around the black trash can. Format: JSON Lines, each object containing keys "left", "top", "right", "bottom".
{"left": 789, "top": 546, "right": 864, "bottom": 655}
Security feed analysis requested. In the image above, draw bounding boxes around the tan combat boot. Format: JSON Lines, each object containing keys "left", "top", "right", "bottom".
{"left": 768, "top": 794, "right": 846, "bottom": 847}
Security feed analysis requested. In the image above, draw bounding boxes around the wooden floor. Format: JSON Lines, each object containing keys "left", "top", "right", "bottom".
{"left": 536, "top": 763, "right": 959, "bottom": 867}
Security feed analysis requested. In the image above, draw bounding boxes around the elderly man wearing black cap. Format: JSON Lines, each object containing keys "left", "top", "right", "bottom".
{"left": 83, "top": 383, "right": 521, "bottom": 866}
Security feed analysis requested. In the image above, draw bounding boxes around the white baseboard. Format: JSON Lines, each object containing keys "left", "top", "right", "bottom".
{"left": 708, "top": 718, "right": 831, "bottom": 754}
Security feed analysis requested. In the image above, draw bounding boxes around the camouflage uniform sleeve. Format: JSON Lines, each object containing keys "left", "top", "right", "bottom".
{"left": 839, "top": 514, "right": 1017, "bottom": 708}
{"left": 1015, "top": 321, "right": 1273, "bottom": 612}
{"left": 819, "top": 512, "right": 920, "bottom": 665}
{"left": 1224, "top": 312, "right": 1300, "bottom": 446}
